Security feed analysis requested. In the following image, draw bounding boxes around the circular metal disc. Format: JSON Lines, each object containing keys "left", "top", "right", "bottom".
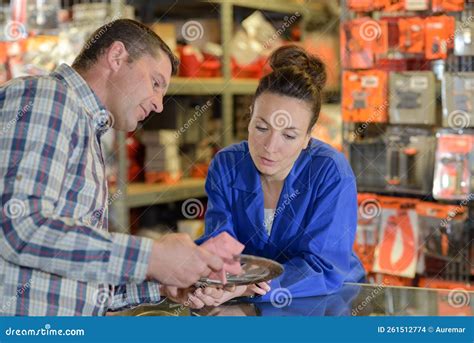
{"left": 196, "top": 254, "right": 284, "bottom": 287}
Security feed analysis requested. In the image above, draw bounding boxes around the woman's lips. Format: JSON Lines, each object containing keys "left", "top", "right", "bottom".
{"left": 260, "top": 156, "right": 276, "bottom": 167}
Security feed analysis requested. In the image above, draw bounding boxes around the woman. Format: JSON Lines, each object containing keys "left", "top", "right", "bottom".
{"left": 164, "top": 45, "right": 365, "bottom": 308}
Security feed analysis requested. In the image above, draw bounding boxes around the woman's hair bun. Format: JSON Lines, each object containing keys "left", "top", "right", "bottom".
{"left": 269, "top": 44, "right": 327, "bottom": 90}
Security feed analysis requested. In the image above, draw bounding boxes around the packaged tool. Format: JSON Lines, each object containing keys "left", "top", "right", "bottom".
{"left": 417, "top": 201, "right": 471, "bottom": 287}
{"left": 347, "top": 0, "right": 374, "bottom": 12}
{"left": 454, "top": 19, "right": 474, "bottom": 56}
{"left": 398, "top": 17, "right": 425, "bottom": 54}
{"left": 382, "top": 0, "right": 429, "bottom": 11}
{"left": 341, "top": 18, "right": 388, "bottom": 70}
{"left": 348, "top": 135, "right": 387, "bottom": 190}
{"left": 432, "top": 130, "right": 474, "bottom": 200}
{"left": 355, "top": 193, "right": 382, "bottom": 273}
{"left": 373, "top": 196, "right": 419, "bottom": 278}
{"left": 342, "top": 70, "right": 388, "bottom": 123}
{"left": 26, "top": 0, "right": 60, "bottom": 30}
{"left": 416, "top": 201, "right": 468, "bottom": 259}
{"left": 389, "top": 71, "right": 436, "bottom": 125}
{"left": 432, "top": 0, "right": 464, "bottom": 12}
{"left": 441, "top": 72, "right": 474, "bottom": 129}
{"left": 424, "top": 16, "right": 455, "bottom": 60}
{"left": 384, "top": 127, "right": 436, "bottom": 194}
{"left": 347, "top": 0, "right": 387, "bottom": 11}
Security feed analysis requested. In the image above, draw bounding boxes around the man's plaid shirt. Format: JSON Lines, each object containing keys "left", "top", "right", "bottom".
{"left": 0, "top": 64, "right": 161, "bottom": 316}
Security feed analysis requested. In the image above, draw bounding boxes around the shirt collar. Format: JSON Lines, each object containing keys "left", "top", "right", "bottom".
{"left": 50, "top": 64, "right": 112, "bottom": 137}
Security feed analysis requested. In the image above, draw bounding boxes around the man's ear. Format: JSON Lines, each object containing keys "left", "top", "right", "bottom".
{"left": 106, "top": 41, "right": 129, "bottom": 72}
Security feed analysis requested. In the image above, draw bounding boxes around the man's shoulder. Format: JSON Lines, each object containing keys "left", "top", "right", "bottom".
{"left": 1, "top": 74, "right": 73, "bottom": 98}
{"left": 1, "top": 74, "right": 82, "bottom": 116}
{"left": 0, "top": 74, "right": 84, "bottom": 134}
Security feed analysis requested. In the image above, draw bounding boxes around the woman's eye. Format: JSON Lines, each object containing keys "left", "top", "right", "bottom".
{"left": 256, "top": 126, "right": 268, "bottom": 132}
{"left": 283, "top": 134, "right": 296, "bottom": 140}
{"left": 153, "top": 80, "right": 160, "bottom": 89}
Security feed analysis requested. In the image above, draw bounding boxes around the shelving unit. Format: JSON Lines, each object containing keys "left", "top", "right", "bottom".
{"left": 112, "top": 0, "right": 327, "bottom": 232}
{"left": 167, "top": 77, "right": 259, "bottom": 95}
{"left": 110, "top": 178, "right": 206, "bottom": 208}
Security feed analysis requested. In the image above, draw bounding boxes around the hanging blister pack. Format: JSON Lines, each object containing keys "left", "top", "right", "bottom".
{"left": 348, "top": 135, "right": 387, "bottom": 190}
{"left": 432, "top": 129, "right": 474, "bottom": 200}
{"left": 341, "top": 18, "right": 388, "bottom": 70}
{"left": 454, "top": 20, "right": 474, "bottom": 56}
{"left": 384, "top": 127, "right": 436, "bottom": 194}
{"left": 343, "top": 70, "right": 388, "bottom": 123}
{"left": 398, "top": 17, "right": 425, "bottom": 54}
{"left": 442, "top": 72, "right": 474, "bottom": 129}
{"left": 416, "top": 201, "right": 468, "bottom": 260}
{"left": 389, "top": 71, "right": 436, "bottom": 125}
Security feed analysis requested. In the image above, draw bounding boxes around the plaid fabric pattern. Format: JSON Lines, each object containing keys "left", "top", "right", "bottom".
{"left": 0, "top": 64, "right": 161, "bottom": 316}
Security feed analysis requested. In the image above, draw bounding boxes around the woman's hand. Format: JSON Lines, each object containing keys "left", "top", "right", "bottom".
{"left": 242, "top": 282, "right": 271, "bottom": 297}
{"left": 196, "top": 282, "right": 271, "bottom": 308}
{"left": 160, "top": 285, "right": 225, "bottom": 309}
{"left": 161, "top": 282, "right": 271, "bottom": 309}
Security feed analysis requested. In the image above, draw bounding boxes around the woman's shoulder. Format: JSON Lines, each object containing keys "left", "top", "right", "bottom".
{"left": 306, "top": 138, "right": 354, "bottom": 180}
{"left": 213, "top": 141, "right": 249, "bottom": 163}
{"left": 219, "top": 141, "right": 249, "bottom": 154}
{"left": 209, "top": 141, "right": 251, "bottom": 172}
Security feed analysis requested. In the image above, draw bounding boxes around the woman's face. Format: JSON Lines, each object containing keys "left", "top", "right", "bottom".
{"left": 248, "top": 92, "right": 312, "bottom": 181}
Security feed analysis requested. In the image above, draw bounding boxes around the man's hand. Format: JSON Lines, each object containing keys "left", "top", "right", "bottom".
{"left": 146, "top": 233, "right": 223, "bottom": 288}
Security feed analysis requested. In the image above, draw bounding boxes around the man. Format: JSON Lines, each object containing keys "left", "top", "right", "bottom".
{"left": 0, "top": 19, "right": 223, "bottom": 316}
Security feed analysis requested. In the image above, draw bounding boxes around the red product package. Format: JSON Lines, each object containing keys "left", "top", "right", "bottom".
{"left": 432, "top": 0, "right": 464, "bottom": 12}
{"left": 398, "top": 17, "right": 425, "bottom": 54}
{"left": 424, "top": 16, "right": 455, "bottom": 60}
{"left": 341, "top": 18, "right": 388, "bottom": 70}
{"left": 201, "top": 232, "right": 245, "bottom": 284}
{"left": 342, "top": 70, "right": 388, "bottom": 123}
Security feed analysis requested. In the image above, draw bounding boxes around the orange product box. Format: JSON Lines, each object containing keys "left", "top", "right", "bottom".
{"left": 416, "top": 201, "right": 467, "bottom": 220}
{"left": 382, "top": 0, "right": 429, "bottom": 11}
{"left": 342, "top": 70, "right": 388, "bottom": 123}
{"left": 432, "top": 0, "right": 464, "bottom": 12}
{"left": 424, "top": 16, "right": 455, "bottom": 60}
{"left": 347, "top": 0, "right": 373, "bottom": 12}
{"left": 341, "top": 18, "right": 388, "bottom": 70}
{"left": 398, "top": 17, "right": 425, "bottom": 54}
{"left": 348, "top": 0, "right": 387, "bottom": 12}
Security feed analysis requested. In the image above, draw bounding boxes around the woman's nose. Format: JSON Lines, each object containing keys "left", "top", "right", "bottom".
{"left": 263, "top": 131, "right": 279, "bottom": 152}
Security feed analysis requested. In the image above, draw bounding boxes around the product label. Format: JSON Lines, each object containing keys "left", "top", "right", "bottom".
{"left": 410, "top": 76, "right": 428, "bottom": 90}
{"left": 405, "top": 0, "right": 428, "bottom": 10}
{"left": 464, "top": 79, "right": 474, "bottom": 91}
{"left": 361, "top": 76, "right": 379, "bottom": 88}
